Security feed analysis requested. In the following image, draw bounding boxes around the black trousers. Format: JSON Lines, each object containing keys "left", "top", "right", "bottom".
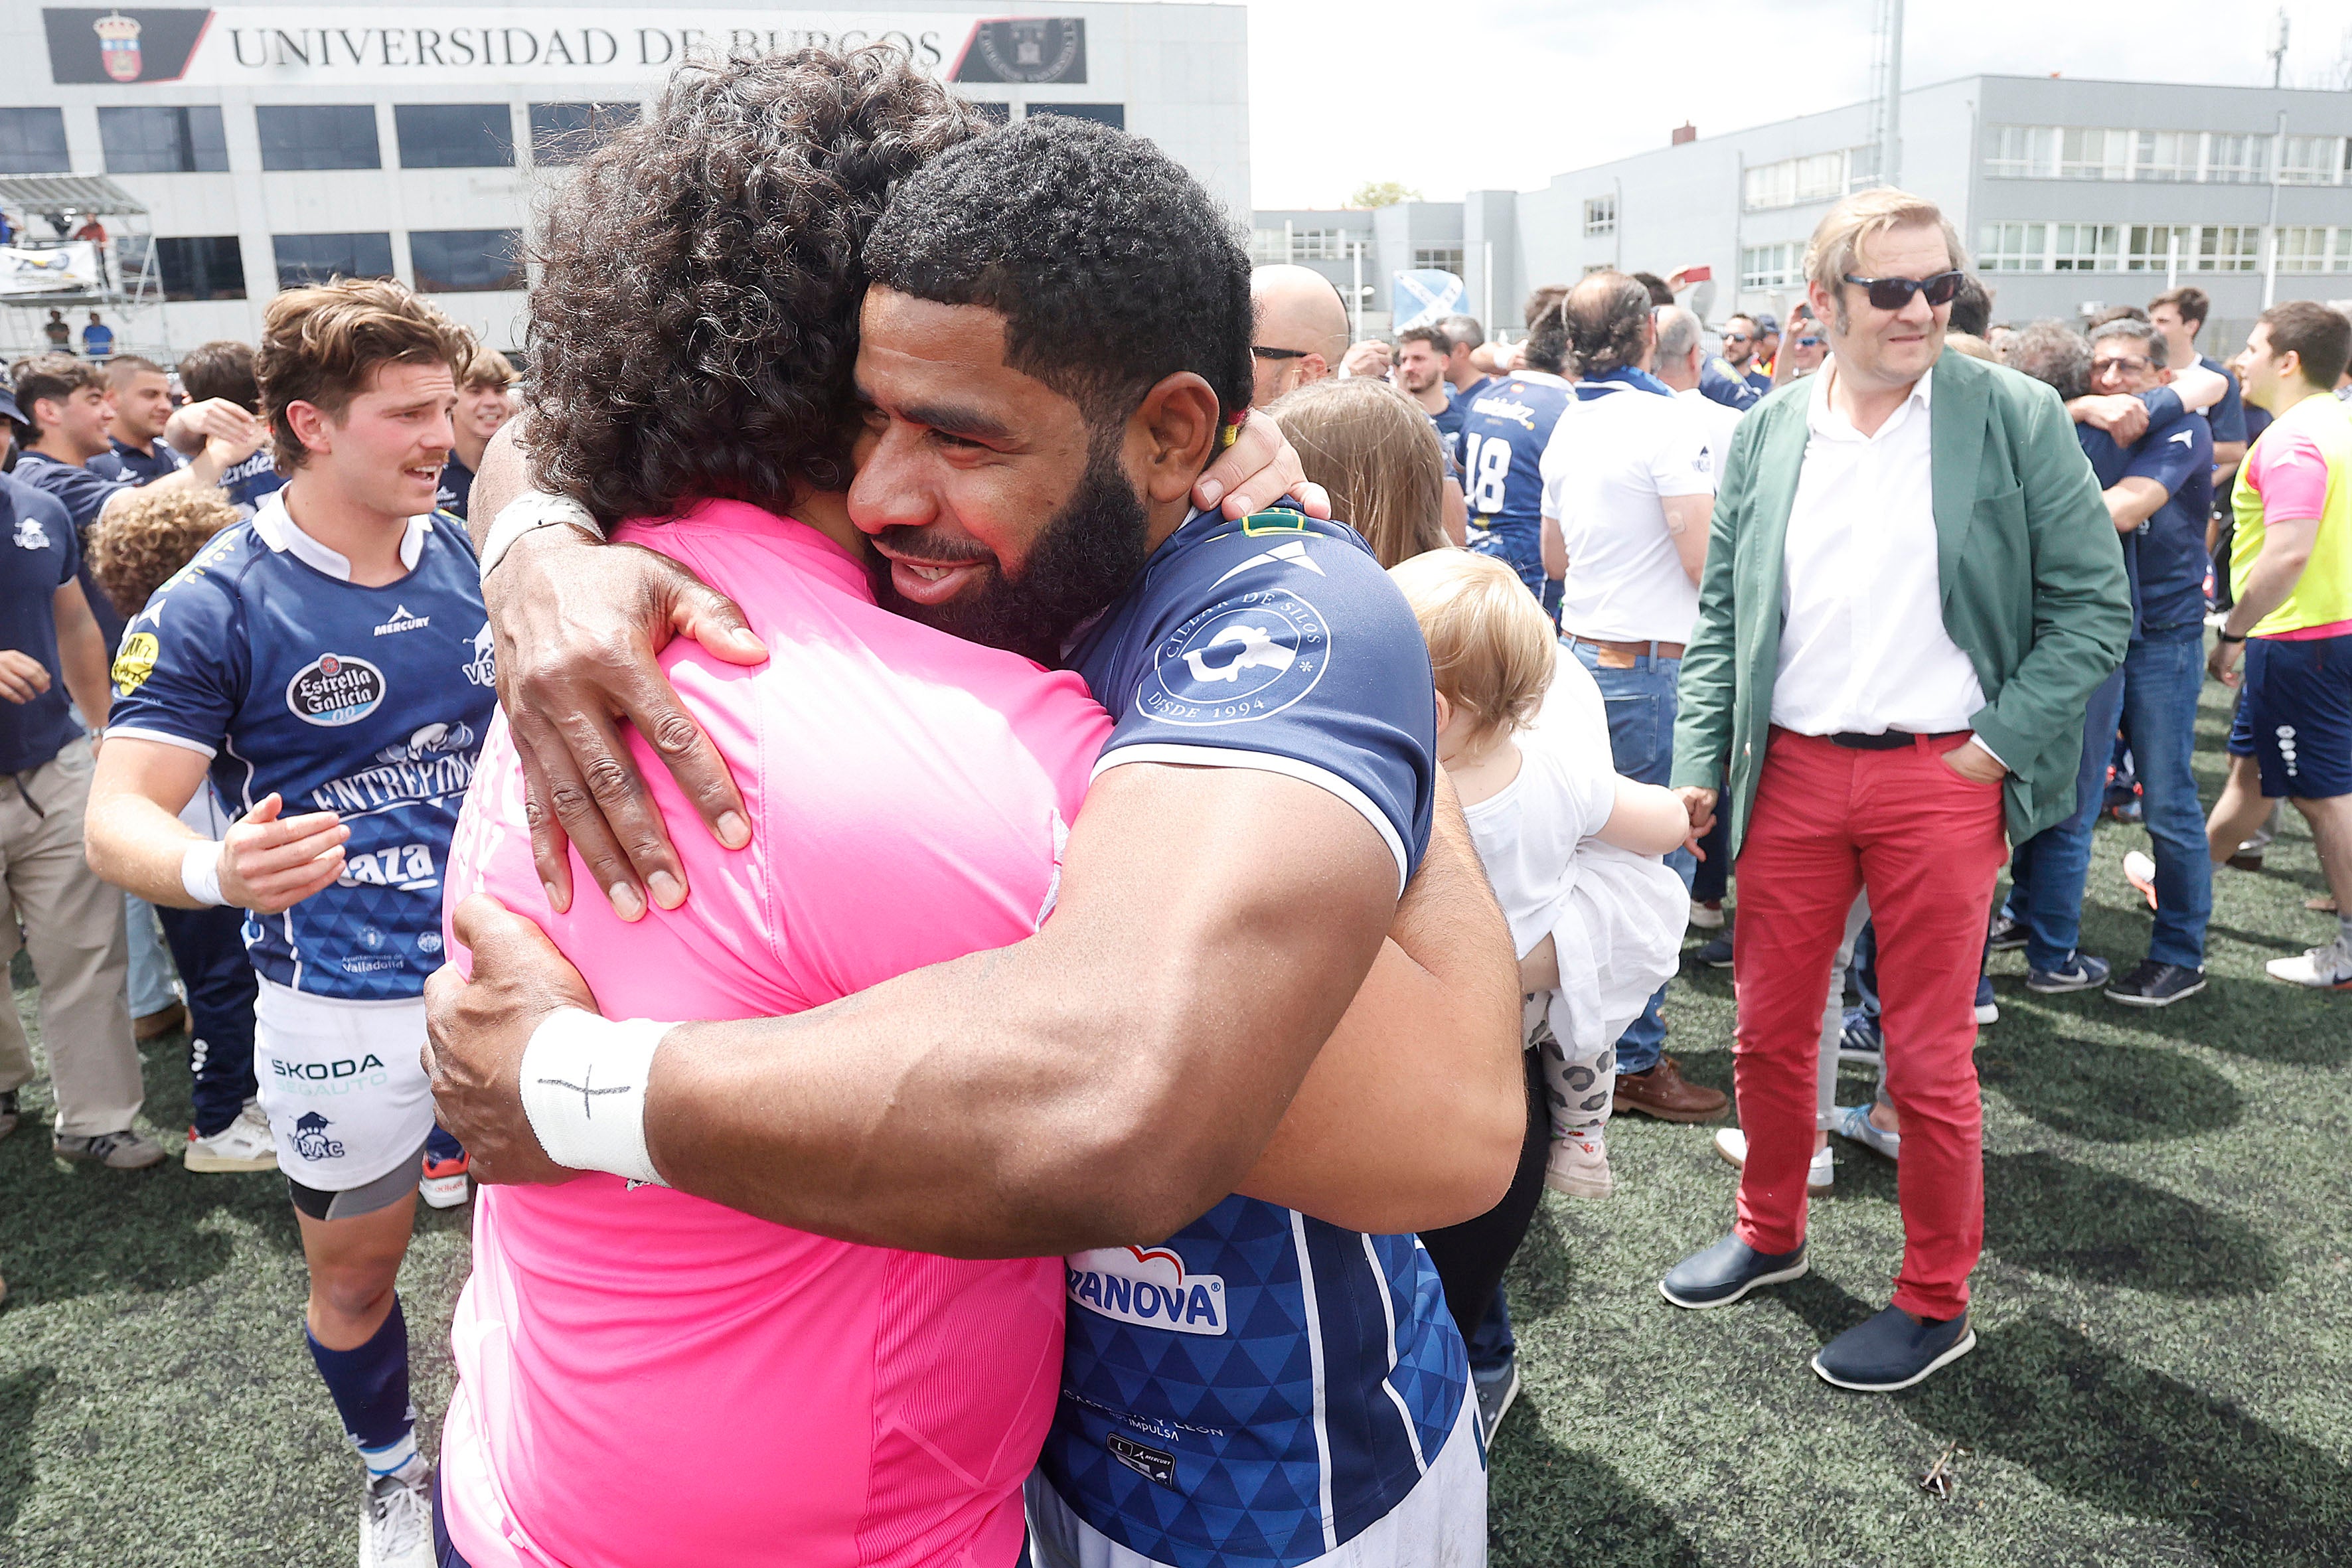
{"left": 1418, "top": 1045, "right": 1549, "bottom": 1343}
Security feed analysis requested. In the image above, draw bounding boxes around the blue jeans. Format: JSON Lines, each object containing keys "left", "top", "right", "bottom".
{"left": 1567, "top": 639, "right": 1693, "bottom": 1074}
{"left": 124, "top": 892, "right": 178, "bottom": 1018}
{"left": 2003, "top": 666, "right": 2127, "bottom": 973}
{"left": 2113, "top": 626, "right": 2213, "bottom": 967}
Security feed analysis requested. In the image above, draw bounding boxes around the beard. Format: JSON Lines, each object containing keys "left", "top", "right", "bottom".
{"left": 875, "top": 435, "right": 1152, "bottom": 666}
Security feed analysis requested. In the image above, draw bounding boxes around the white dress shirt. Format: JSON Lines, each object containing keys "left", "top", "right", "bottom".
{"left": 1770, "top": 360, "right": 1990, "bottom": 738}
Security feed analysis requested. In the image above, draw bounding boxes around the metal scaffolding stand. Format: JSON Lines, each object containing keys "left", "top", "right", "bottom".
{"left": 0, "top": 173, "right": 169, "bottom": 364}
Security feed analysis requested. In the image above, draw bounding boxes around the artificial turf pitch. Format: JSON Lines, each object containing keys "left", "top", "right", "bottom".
{"left": 3, "top": 680, "right": 2349, "bottom": 1565}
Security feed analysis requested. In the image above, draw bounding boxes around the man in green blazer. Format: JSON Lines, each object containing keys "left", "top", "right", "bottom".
{"left": 1658, "top": 189, "right": 2130, "bottom": 1392}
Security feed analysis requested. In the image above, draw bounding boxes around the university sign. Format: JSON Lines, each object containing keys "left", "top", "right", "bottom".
{"left": 42, "top": 7, "right": 1088, "bottom": 86}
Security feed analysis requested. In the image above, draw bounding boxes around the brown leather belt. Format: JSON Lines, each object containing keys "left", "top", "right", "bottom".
{"left": 1563, "top": 633, "right": 1686, "bottom": 666}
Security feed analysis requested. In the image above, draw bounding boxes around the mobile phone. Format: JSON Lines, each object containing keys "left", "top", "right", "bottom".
{"left": 1680, "top": 265, "right": 1712, "bottom": 283}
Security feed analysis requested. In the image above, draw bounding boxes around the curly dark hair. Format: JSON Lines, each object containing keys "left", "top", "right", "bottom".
{"left": 87, "top": 484, "right": 239, "bottom": 619}
{"left": 1562, "top": 271, "right": 1652, "bottom": 378}
{"left": 525, "top": 48, "right": 986, "bottom": 526}
{"left": 863, "top": 115, "right": 1253, "bottom": 430}
{"left": 1521, "top": 287, "right": 1569, "bottom": 376}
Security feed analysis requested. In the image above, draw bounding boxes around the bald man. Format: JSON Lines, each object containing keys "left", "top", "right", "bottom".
{"left": 1251, "top": 264, "right": 1352, "bottom": 406}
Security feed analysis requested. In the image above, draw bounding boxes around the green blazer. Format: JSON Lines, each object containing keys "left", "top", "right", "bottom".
{"left": 1670, "top": 348, "right": 2132, "bottom": 856}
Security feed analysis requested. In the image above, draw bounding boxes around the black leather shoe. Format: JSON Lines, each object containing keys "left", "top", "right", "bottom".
{"left": 1659, "top": 1233, "right": 1808, "bottom": 1310}
{"left": 1811, "top": 1305, "right": 1976, "bottom": 1391}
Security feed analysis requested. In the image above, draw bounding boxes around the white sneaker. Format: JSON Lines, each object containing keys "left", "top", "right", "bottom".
{"left": 1834, "top": 1103, "right": 1901, "bottom": 1160}
{"left": 1543, "top": 1133, "right": 1614, "bottom": 1198}
{"left": 184, "top": 1114, "right": 277, "bottom": 1173}
{"left": 2122, "top": 850, "right": 2159, "bottom": 911}
{"left": 2266, "top": 933, "right": 2352, "bottom": 990}
{"left": 358, "top": 1468, "right": 433, "bottom": 1568}
{"left": 1688, "top": 899, "right": 1726, "bottom": 931}
{"left": 1711, "top": 1128, "right": 1833, "bottom": 1192}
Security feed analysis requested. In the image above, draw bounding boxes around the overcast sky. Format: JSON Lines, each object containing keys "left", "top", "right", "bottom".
{"left": 1239, "top": 0, "right": 2352, "bottom": 208}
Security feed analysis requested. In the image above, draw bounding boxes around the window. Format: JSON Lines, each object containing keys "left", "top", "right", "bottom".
{"left": 258, "top": 106, "right": 380, "bottom": 171}
{"left": 1740, "top": 242, "right": 1800, "bottom": 289}
{"left": 0, "top": 108, "right": 69, "bottom": 175}
{"left": 1984, "top": 125, "right": 2055, "bottom": 179}
{"left": 1026, "top": 104, "right": 1124, "bottom": 129}
{"left": 1249, "top": 228, "right": 1290, "bottom": 264}
{"left": 2124, "top": 225, "right": 2195, "bottom": 272}
{"left": 2278, "top": 135, "right": 2341, "bottom": 186}
{"left": 147, "top": 235, "right": 246, "bottom": 300}
{"left": 1413, "top": 248, "right": 1464, "bottom": 274}
{"left": 527, "top": 102, "right": 639, "bottom": 166}
{"left": 2204, "top": 134, "right": 2268, "bottom": 185}
{"left": 1978, "top": 222, "right": 2049, "bottom": 272}
{"left": 100, "top": 107, "right": 229, "bottom": 174}
{"left": 409, "top": 228, "right": 524, "bottom": 293}
{"left": 2276, "top": 226, "right": 2352, "bottom": 273}
{"left": 2050, "top": 223, "right": 2120, "bottom": 272}
{"left": 274, "top": 232, "right": 394, "bottom": 289}
{"left": 394, "top": 104, "right": 514, "bottom": 170}
{"left": 2197, "top": 225, "right": 2261, "bottom": 271}
{"left": 2059, "top": 128, "right": 2129, "bottom": 181}
{"left": 1743, "top": 150, "right": 1851, "bottom": 211}
{"left": 2133, "top": 131, "right": 2199, "bottom": 182}
{"left": 1583, "top": 196, "right": 1615, "bottom": 237}
{"left": 1290, "top": 228, "right": 1355, "bottom": 260}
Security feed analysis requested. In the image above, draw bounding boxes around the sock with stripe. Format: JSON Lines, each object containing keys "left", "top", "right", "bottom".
{"left": 306, "top": 1293, "right": 419, "bottom": 1478}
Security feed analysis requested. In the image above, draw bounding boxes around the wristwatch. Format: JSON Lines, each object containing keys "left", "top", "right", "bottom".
{"left": 2215, "top": 629, "right": 2247, "bottom": 645}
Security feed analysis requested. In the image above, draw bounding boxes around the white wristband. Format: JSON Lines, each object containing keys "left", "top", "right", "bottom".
{"left": 518, "top": 1006, "right": 672, "bottom": 1185}
{"left": 478, "top": 491, "right": 604, "bottom": 579}
{"left": 180, "top": 839, "right": 227, "bottom": 907}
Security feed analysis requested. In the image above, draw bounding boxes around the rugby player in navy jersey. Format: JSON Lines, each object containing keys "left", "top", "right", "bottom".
{"left": 88, "top": 356, "right": 187, "bottom": 485}
{"left": 1454, "top": 292, "right": 1576, "bottom": 605}
{"left": 427, "top": 111, "right": 1522, "bottom": 1567}
{"left": 86, "top": 279, "right": 491, "bottom": 1568}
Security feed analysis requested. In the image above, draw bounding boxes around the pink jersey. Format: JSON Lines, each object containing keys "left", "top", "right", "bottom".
{"left": 438, "top": 501, "right": 1110, "bottom": 1568}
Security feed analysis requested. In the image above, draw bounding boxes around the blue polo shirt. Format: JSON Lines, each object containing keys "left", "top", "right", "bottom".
{"left": 89, "top": 436, "right": 187, "bottom": 487}
{"left": 0, "top": 475, "right": 85, "bottom": 773}
{"left": 2076, "top": 386, "right": 2213, "bottom": 639}
{"left": 11, "top": 449, "right": 134, "bottom": 657}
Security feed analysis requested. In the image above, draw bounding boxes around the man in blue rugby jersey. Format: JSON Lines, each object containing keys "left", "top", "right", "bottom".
{"left": 86, "top": 279, "right": 490, "bottom": 1568}
{"left": 1456, "top": 289, "right": 1577, "bottom": 611}
{"left": 428, "top": 112, "right": 1523, "bottom": 1567}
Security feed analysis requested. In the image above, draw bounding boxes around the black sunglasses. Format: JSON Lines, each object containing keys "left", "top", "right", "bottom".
{"left": 1251, "top": 345, "right": 1312, "bottom": 360}
{"left": 1842, "top": 270, "right": 1965, "bottom": 311}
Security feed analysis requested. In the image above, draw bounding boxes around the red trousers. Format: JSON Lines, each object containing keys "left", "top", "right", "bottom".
{"left": 1731, "top": 728, "right": 2007, "bottom": 1320}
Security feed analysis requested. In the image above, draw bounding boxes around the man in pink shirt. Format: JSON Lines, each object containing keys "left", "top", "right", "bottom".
{"left": 439, "top": 497, "right": 1108, "bottom": 1565}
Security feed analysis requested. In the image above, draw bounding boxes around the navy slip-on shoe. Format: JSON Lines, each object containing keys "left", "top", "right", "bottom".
{"left": 1659, "top": 1233, "right": 1808, "bottom": 1310}
{"left": 1811, "top": 1304, "right": 1976, "bottom": 1391}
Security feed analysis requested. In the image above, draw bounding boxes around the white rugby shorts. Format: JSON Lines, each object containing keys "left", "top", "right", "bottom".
{"left": 253, "top": 978, "right": 435, "bottom": 1192}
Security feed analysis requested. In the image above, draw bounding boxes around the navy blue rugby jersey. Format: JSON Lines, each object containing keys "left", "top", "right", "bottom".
{"left": 1456, "top": 369, "right": 1574, "bottom": 595}
{"left": 90, "top": 437, "right": 187, "bottom": 486}
{"left": 103, "top": 493, "right": 495, "bottom": 1000}
{"left": 219, "top": 446, "right": 289, "bottom": 518}
{"left": 1047, "top": 506, "right": 1464, "bottom": 1567}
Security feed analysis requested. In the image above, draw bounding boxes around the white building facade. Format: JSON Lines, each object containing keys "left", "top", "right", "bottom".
{"left": 1, "top": 0, "right": 1249, "bottom": 358}
{"left": 1257, "top": 76, "right": 2352, "bottom": 360}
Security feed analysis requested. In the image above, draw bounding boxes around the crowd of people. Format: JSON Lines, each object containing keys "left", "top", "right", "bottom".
{"left": 1, "top": 42, "right": 2347, "bottom": 1568}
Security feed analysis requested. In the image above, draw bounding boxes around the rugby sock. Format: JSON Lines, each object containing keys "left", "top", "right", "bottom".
{"left": 305, "top": 1293, "right": 417, "bottom": 1468}
{"left": 424, "top": 1123, "right": 466, "bottom": 1165}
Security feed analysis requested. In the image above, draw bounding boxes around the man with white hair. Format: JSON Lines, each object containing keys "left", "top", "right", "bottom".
{"left": 1666, "top": 189, "right": 2130, "bottom": 1392}
{"left": 1653, "top": 305, "right": 1744, "bottom": 488}
{"left": 1249, "top": 264, "right": 1351, "bottom": 407}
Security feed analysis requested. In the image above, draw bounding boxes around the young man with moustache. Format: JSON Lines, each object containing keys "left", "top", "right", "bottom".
{"left": 1666, "top": 189, "right": 2129, "bottom": 1391}
{"left": 84, "top": 279, "right": 490, "bottom": 1568}
{"left": 427, "top": 110, "right": 1522, "bottom": 1567}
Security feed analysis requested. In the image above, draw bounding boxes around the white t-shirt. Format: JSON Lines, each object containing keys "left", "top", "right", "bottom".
{"left": 1539, "top": 381, "right": 1717, "bottom": 643}
{"left": 1466, "top": 649, "right": 1689, "bottom": 1056}
{"left": 1675, "top": 386, "right": 1746, "bottom": 491}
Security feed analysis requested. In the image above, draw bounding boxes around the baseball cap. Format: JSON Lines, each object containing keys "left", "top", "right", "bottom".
{"left": 0, "top": 386, "right": 21, "bottom": 428}
{"left": 1753, "top": 313, "right": 1780, "bottom": 334}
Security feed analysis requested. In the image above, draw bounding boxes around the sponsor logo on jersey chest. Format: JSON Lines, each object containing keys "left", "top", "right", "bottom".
{"left": 285, "top": 653, "right": 386, "bottom": 727}
{"left": 1067, "top": 1245, "right": 1227, "bottom": 1336}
